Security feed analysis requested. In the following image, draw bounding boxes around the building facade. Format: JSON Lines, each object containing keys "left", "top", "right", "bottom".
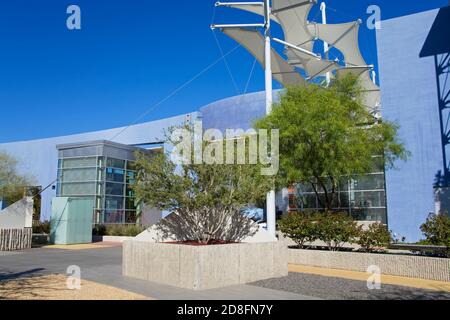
{"left": 56, "top": 141, "right": 160, "bottom": 225}
{"left": 377, "top": 7, "right": 449, "bottom": 241}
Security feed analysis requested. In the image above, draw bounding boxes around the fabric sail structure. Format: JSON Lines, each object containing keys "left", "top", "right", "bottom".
{"left": 217, "top": 0, "right": 381, "bottom": 115}
{"left": 223, "top": 28, "right": 306, "bottom": 86}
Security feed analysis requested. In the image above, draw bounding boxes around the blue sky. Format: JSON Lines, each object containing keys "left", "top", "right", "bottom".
{"left": 0, "top": 0, "right": 447, "bottom": 143}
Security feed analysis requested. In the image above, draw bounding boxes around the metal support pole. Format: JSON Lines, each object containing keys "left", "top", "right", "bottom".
{"left": 320, "top": 2, "right": 331, "bottom": 86}
{"left": 264, "top": 0, "right": 276, "bottom": 238}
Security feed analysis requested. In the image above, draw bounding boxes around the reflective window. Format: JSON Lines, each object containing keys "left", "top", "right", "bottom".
{"left": 62, "top": 157, "right": 97, "bottom": 168}
{"left": 106, "top": 168, "right": 125, "bottom": 183}
{"left": 105, "top": 182, "right": 124, "bottom": 196}
{"left": 105, "top": 197, "right": 124, "bottom": 210}
{"left": 106, "top": 158, "right": 125, "bottom": 169}
{"left": 104, "top": 210, "right": 124, "bottom": 224}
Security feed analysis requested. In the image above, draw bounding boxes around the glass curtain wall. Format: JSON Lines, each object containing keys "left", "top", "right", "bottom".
{"left": 57, "top": 156, "right": 138, "bottom": 224}
{"left": 288, "top": 156, "right": 387, "bottom": 223}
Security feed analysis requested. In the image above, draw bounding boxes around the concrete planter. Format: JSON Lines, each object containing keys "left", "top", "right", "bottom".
{"left": 289, "top": 249, "right": 450, "bottom": 282}
{"left": 123, "top": 241, "right": 288, "bottom": 290}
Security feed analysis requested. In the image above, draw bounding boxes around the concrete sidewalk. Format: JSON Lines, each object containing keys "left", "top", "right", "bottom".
{"left": 0, "top": 245, "right": 316, "bottom": 300}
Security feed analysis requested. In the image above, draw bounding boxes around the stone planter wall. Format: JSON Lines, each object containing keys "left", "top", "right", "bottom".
{"left": 123, "top": 241, "right": 288, "bottom": 290}
{"left": 0, "top": 228, "right": 32, "bottom": 251}
{"left": 289, "top": 249, "right": 450, "bottom": 282}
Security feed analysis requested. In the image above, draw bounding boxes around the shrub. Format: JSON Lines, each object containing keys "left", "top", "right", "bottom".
{"left": 315, "top": 212, "right": 360, "bottom": 251}
{"left": 278, "top": 212, "right": 318, "bottom": 248}
{"left": 32, "top": 221, "right": 51, "bottom": 234}
{"left": 357, "top": 222, "right": 392, "bottom": 252}
{"left": 420, "top": 213, "right": 450, "bottom": 249}
{"left": 104, "top": 224, "right": 145, "bottom": 237}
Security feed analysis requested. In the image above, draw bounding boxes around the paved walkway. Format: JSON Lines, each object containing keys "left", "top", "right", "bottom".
{"left": 0, "top": 245, "right": 315, "bottom": 300}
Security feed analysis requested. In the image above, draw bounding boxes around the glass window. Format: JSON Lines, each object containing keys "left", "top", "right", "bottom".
{"left": 105, "top": 182, "right": 124, "bottom": 196}
{"left": 106, "top": 168, "right": 125, "bottom": 183}
{"left": 103, "top": 210, "right": 124, "bottom": 224}
{"left": 125, "top": 185, "right": 135, "bottom": 197}
{"left": 106, "top": 158, "right": 125, "bottom": 169}
{"left": 351, "top": 191, "right": 386, "bottom": 208}
{"left": 351, "top": 208, "right": 387, "bottom": 223}
{"left": 126, "top": 171, "right": 136, "bottom": 184}
{"left": 339, "top": 192, "right": 350, "bottom": 208}
{"left": 62, "top": 157, "right": 97, "bottom": 168}
{"left": 61, "top": 168, "right": 97, "bottom": 182}
{"left": 125, "top": 198, "right": 136, "bottom": 210}
{"left": 105, "top": 197, "right": 124, "bottom": 210}
{"left": 60, "top": 182, "right": 97, "bottom": 196}
{"left": 299, "top": 193, "right": 317, "bottom": 209}
{"left": 125, "top": 211, "right": 137, "bottom": 224}
{"left": 353, "top": 174, "right": 385, "bottom": 191}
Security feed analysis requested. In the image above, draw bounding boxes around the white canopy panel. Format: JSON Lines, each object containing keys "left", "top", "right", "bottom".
{"left": 308, "top": 21, "right": 367, "bottom": 67}
{"left": 224, "top": 0, "right": 316, "bottom": 51}
{"left": 301, "top": 58, "right": 339, "bottom": 79}
{"left": 336, "top": 67, "right": 380, "bottom": 112}
{"left": 223, "top": 28, "right": 306, "bottom": 86}
{"left": 272, "top": 0, "right": 316, "bottom": 51}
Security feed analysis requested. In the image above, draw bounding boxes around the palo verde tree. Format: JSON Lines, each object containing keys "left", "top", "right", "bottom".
{"left": 133, "top": 127, "right": 275, "bottom": 244}
{"left": 0, "top": 152, "right": 34, "bottom": 206}
{"left": 255, "top": 75, "right": 408, "bottom": 211}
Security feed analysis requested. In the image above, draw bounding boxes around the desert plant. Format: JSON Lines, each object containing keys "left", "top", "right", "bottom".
{"left": 278, "top": 212, "right": 318, "bottom": 248}
{"left": 420, "top": 213, "right": 450, "bottom": 249}
{"left": 0, "top": 152, "right": 35, "bottom": 205}
{"left": 357, "top": 222, "right": 392, "bottom": 252}
{"left": 315, "top": 212, "right": 360, "bottom": 251}
{"left": 133, "top": 129, "right": 274, "bottom": 245}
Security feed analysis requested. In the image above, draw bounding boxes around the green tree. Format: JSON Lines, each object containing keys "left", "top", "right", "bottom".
{"left": 0, "top": 152, "right": 33, "bottom": 206}
{"left": 255, "top": 75, "right": 408, "bottom": 210}
{"left": 420, "top": 213, "right": 450, "bottom": 248}
{"left": 133, "top": 131, "right": 274, "bottom": 244}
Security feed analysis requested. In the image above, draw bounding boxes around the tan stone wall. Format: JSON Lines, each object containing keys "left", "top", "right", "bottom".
{"left": 123, "top": 241, "right": 288, "bottom": 290}
{"left": 288, "top": 249, "right": 450, "bottom": 282}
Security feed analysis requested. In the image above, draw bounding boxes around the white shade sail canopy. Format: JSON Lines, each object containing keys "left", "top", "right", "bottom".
{"left": 224, "top": 0, "right": 316, "bottom": 52}
{"left": 216, "top": 0, "right": 380, "bottom": 113}
{"left": 336, "top": 67, "right": 381, "bottom": 114}
{"left": 308, "top": 21, "right": 367, "bottom": 67}
{"left": 223, "top": 28, "right": 306, "bottom": 86}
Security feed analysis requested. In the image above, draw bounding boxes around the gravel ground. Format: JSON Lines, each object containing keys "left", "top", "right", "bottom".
{"left": 0, "top": 274, "right": 152, "bottom": 300}
{"left": 251, "top": 272, "right": 450, "bottom": 300}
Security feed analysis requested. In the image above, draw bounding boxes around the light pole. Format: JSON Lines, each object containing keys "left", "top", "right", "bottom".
{"left": 263, "top": 0, "right": 277, "bottom": 238}
{"left": 320, "top": 2, "right": 331, "bottom": 86}
{"left": 212, "top": 0, "right": 277, "bottom": 238}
